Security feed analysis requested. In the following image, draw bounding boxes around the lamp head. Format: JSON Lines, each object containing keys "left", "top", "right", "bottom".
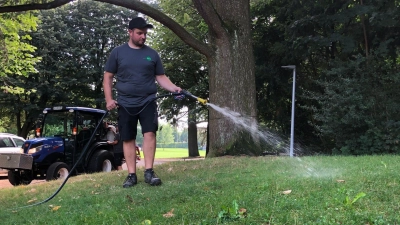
{"left": 281, "top": 65, "right": 296, "bottom": 69}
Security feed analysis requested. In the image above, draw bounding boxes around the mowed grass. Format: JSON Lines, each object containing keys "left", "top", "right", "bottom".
{"left": 1, "top": 155, "right": 400, "bottom": 224}
{"left": 153, "top": 148, "right": 206, "bottom": 158}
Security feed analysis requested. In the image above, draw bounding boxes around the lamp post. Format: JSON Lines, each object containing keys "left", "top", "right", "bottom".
{"left": 281, "top": 65, "right": 296, "bottom": 157}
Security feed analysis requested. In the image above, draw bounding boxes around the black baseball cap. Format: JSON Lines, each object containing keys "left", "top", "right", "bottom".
{"left": 128, "top": 17, "right": 154, "bottom": 30}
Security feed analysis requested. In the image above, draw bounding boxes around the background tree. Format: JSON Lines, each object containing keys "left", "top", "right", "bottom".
{"left": 0, "top": 1, "right": 136, "bottom": 138}
{"left": 157, "top": 124, "right": 174, "bottom": 149}
{"left": 284, "top": 0, "right": 400, "bottom": 154}
{"left": 251, "top": 0, "right": 400, "bottom": 154}
{"left": 0, "top": 11, "right": 40, "bottom": 135}
{"left": 0, "top": 12, "right": 39, "bottom": 87}
{"left": 136, "top": 126, "right": 144, "bottom": 145}
{"left": 250, "top": 0, "right": 323, "bottom": 154}
{"left": 179, "top": 128, "right": 188, "bottom": 143}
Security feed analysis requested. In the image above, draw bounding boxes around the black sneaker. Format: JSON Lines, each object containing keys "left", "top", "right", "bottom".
{"left": 123, "top": 174, "right": 137, "bottom": 188}
{"left": 144, "top": 169, "right": 162, "bottom": 186}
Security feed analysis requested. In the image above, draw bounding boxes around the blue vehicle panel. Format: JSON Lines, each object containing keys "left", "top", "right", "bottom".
{"left": 24, "top": 137, "right": 65, "bottom": 163}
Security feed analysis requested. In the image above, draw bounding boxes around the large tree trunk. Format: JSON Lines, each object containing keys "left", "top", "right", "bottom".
{"left": 193, "top": 0, "right": 257, "bottom": 156}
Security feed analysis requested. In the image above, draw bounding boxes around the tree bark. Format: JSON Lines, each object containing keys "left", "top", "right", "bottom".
{"left": 188, "top": 121, "right": 199, "bottom": 157}
{"left": 187, "top": 106, "right": 200, "bottom": 157}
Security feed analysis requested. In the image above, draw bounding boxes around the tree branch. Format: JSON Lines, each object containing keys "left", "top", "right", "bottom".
{"left": 192, "top": 0, "right": 225, "bottom": 39}
{"left": 94, "top": 0, "right": 213, "bottom": 58}
{"left": 0, "top": 0, "right": 73, "bottom": 13}
{"left": 0, "top": 0, "right": 213, "bottom": 58}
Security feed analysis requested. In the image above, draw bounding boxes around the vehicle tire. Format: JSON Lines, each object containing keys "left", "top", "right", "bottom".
{"left": 87, "top": 150, "right": 114, "bottom": 173}
{"left": 46, "top": 162, "right": 70, "bottom": 181}
{"left": 8, "top": 170, "right": 33, "bottom": 186}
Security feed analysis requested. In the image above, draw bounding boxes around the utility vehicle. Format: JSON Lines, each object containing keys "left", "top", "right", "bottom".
{"left": 0, "top": 106, "right": 115, "bottom": 186}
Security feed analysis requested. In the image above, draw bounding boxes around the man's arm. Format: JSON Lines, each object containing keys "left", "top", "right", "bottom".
{"left": 155, "top": 75, "right": 182, "bottom": 93}
{"left": 107, "top": 140, "right": 118, "bottom": 145}
{"left": 103, "top": 71, "right": 117, "bottom": 110}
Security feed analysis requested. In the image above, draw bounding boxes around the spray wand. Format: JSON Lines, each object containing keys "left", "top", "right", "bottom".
{"left": 180, "top": 90, "right": 208, "bottom": 105}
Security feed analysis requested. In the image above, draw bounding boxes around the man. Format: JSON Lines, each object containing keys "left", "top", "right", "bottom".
{"left": 103, "top": 17, "right": 182, "bottom": 188}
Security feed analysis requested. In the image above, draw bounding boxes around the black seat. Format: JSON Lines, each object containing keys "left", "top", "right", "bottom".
{"left": 77, "top": 129, "right": 92, "bottom": 144}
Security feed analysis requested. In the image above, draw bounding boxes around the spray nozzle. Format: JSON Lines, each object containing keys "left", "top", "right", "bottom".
{"left": 181, "top": 90, "right": 208, "bottom": 105}
{"left": 197, "top": 97, "right": 208, "bottom": 105}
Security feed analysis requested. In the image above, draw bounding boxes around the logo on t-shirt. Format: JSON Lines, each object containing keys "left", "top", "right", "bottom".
{"left": 145, "top": 56, "right": 152, "bottom": 61}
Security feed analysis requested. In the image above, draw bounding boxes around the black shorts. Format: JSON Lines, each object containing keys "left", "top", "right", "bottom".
{"left": 118, "top": 102, "right": 158, "bottom": 141}
{"left": 113, "top": 152, "right": 124, "bottom": 167}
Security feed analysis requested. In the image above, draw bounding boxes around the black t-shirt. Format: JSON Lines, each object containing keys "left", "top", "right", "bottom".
{"left": 104, "top": 43, "right": 165, "bottom": 107}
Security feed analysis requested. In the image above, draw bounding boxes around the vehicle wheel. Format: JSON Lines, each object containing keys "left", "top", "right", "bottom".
{"left": 8, "top": 170, "right": 33, "bottom": 186}
{"left": 88, "top": 150, "right": 114, "bottom": 173}
{"left": 46, "top": 162, "right": 70, "bottom": 181}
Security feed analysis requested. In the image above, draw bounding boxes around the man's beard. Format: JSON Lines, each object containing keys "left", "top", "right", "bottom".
{"left": 132, "top": 39, "right": 145, "bottom": 47}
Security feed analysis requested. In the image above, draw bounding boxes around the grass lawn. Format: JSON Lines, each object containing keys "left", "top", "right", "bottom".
{"left": 1, "top": 155, "right": 400, "bottom": 224}
{"left": 153, "top": 148, "right": 206, "bottom": 158}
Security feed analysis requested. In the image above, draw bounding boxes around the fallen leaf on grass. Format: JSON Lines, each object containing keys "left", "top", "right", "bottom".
{"left": 168, "top": 167, "right": 173, "bottom": 172}
{"left": 52, "top": 206, "right": 61, "bottom": 211}
{"left": 27, "top": 198, "right": 37, "bottom": 203}
{"left": 25, "top": 188, "right": 36, "bottom": 193}
{"left": 239, "top": 208, "right": 247, "bottom": 217}
{"left": 281, "top": 190, "right": 292, "bottom": 195}
{"left": 336, "top": 180, "right": 345, "bottom": 183}
{"left": 126, "top": 195, "right": 134, "bottom": 203}
{"left": 141, "top": 220, "right": 152, "bottom": 225}
{"left": 91, "top": 191, "right": 100, "bottom": 195}
{"left": 163, "top": 208, "right": 175, "bottom": 218}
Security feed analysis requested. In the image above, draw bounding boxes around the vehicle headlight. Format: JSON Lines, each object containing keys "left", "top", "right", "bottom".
{"left": 28, "top": 145, "right": 43, "bottom": 154}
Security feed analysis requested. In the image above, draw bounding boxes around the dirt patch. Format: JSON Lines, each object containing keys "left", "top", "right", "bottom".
{"left": 0, "top": 175, "right": 46, "bottom": 189}
{"left": 0, "top": 175, "right": 11, "bottom": 188}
